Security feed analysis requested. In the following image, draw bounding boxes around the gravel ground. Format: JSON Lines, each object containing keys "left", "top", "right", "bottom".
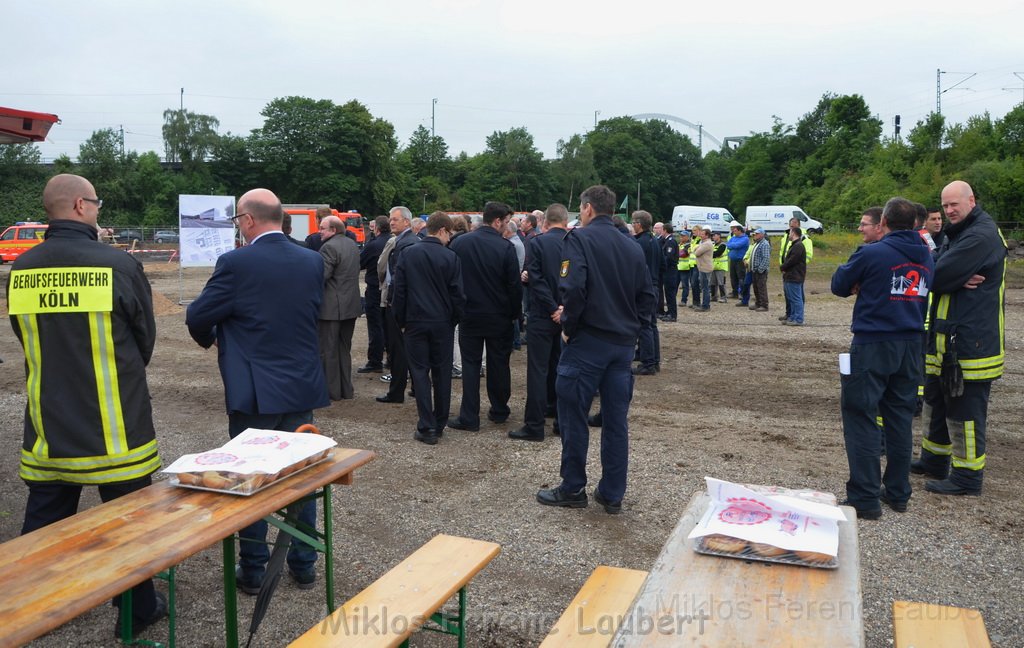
{"left": 1, "top": 263, "right": 1022, "bottom": 647}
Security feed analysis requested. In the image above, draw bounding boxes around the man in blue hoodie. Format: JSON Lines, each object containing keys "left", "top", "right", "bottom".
{"left": 831, "top": 197, "right": 934, "bottom": 519}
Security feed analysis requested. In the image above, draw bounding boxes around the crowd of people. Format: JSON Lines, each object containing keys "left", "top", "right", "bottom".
{"left": 4, "top": 173, "right": 1007, "bottom": 635}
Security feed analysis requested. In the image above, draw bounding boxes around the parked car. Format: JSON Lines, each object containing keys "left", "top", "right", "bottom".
{"left": 117, "top": 229, "right": 143, "bottom": 243}
{"left": 154, "top": 230, "right": 179, "bottom": 244}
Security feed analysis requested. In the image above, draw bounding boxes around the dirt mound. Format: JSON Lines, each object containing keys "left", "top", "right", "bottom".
{"left": 151, "top": 290, "right": 182, "bottom": 316}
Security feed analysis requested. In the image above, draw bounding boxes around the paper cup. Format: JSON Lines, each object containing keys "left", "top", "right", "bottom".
{"left": 839, "top": 353, "right": 851, "bottom": 375}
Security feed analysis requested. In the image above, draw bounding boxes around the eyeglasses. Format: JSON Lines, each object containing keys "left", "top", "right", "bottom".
{"left": 82, "top": 197, "right": 103, "bottom": 208}
{"left": 231, "top": 212, "right": 251, "bottom": 223}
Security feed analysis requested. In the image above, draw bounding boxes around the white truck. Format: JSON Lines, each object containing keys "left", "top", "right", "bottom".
{"left": 670, "top": 205, "right": 736, "bottom": 234}
{"left": 744, "top": 205, "right": 824, "bottom": 235}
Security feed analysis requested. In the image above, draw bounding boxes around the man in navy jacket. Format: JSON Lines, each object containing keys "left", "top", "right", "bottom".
{"left": 392, "top": 212, "right": 465, "bottom": 445}
{"left": 831, "top": 197, "right": 933, "bottom": 519}
{"left": 448, "top": 202, "right": 522, "bottom": 431}
{"left": 186, "top": 188, "right": 330, "bottom": 592}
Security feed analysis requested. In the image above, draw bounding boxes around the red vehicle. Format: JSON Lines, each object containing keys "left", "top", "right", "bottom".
{"left": 283, "top": 206, "right": 367, "bottom": 246}
{"left": 0, "top": 222, "right": 47, "bottom": 263}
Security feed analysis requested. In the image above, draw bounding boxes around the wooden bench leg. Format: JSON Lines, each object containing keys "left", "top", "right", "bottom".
{"left": 414, "top": 585, "right": 470, "bottom": 647}
{"left": 116, "top": 565, "right": 176, "bottom": 648}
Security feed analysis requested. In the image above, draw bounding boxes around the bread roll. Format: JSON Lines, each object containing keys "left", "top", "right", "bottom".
{"left": 750, "top": 542, "right": 788, "bottom": 558}
{"left": 201, "top": 471, "right": 234, "bottom": 490}
{"left": 794, "top": 550, "right": 833, "bottom": 564}
{"left": 703, "top": 534, "right": 748, "bottom": 554}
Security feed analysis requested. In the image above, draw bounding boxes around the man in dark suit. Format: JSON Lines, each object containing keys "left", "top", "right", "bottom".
{"left": 392, "top": 212, "right": 465, "bottom": 445}
{"left": 358, "top": 215, "right": 390, "bottom": 373}
{"left": 185, "top": 188, "right": 330, "bottom": 593}
{"left": 318, "top": 215, "right": 362, "bottom": 400}
{"left": 509, "top": 203, "right": 568, "bottom": 442}
{"left": 632, "top": 210, "right": 662, "bottom": 375}
{"left": 376, "top": 206, "right": 419, "bottom": 404}
{"left": 448, "top": 201, "right": 523, "bottom": 431}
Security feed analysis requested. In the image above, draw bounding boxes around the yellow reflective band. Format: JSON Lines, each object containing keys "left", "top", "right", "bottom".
{"left": 952, "top": 454, "right": 985, "bottom": 470}
{"left": 917, "top": 384, "right": 924, "bottom": 396}
{"left": 20, "top": 439, "right": 158, "bottom": 470}
{"left": 922, "top": 437, "right": 952, "bottom": 456}
{"left": 935, "top": 293, "right": 950, "bottom": 321}
{"left": 875, "top": 416, "right": 884, "bottom": 428}
{"left": 20, "top": 453, "right": 161, "bottom": 485}
{"left": 964, "top": 420, "right": 977, "bottom": 460}
{"left": 89, "top": 312, "right": 129, "bottom": 455}
{"left": 17, "top": 314, "right": 49, "bottom": 458}
{"left": 8, "top": 267, "right": 113, "bottom": 314}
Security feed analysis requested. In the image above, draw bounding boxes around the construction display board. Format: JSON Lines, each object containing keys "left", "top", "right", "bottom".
{"left": 178, "top": 195, "right": 236, "bottom": 268}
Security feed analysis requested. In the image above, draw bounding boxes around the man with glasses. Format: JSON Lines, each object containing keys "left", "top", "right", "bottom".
{"left": 858, "top": 207, "right": 884, "bottom": 245}
{"left": 186, "top": 188, "right": 330, "bottom": 593}
{"left": 7, "top": 174, "right": 166, "bottom": 636}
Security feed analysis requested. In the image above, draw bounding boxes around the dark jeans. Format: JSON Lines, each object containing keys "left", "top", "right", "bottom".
{"left": 677, "top": 269, "right": 691, "bottom": 305}
{"left": 406, "top": 320, "right": 455, "bottom": 433}
{"left": 22, "top": 476, "right": 159, "bottom": 619}
{"left": 739, "top": 270, "right": 752, "bottom": 304}
{"left": 729, "top": 258, "right": 744, "bottom": 297}
{"left": 228, "top": 410, "right": 317, "bottom": 577}
{"left": 698, "top": 271, "right": 711, "bottom": 309}
{"left": 523, "top": 319, "right": 561, "bottom": 434}
{"left": 556, "top": 331, "right": 634, "bottom": 503}
{"left": 752, "top": 271, "right": 768, "bottom": 308}
{"left": 457, "top": 317, "right": 513, "bottom": 427}
{"left": 840, "top": 339, "right": 920, "bottom": 510}
{"left": 364, "top": 286, "right": 385, "bottom": 366}
{"left": 783, "top": 281, "right": 804, "bottom": 323}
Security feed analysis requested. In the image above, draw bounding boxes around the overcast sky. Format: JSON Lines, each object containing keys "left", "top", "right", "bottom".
{"left": 5, "top": 0, "right": 1023, "bottom": 163}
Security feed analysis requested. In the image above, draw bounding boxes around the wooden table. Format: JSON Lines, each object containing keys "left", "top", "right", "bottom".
{"left": 613, "top": 491, "right": 864, "bottom": 647}
{"left": 0, "top": 447, "right": 375, "bottom": 648}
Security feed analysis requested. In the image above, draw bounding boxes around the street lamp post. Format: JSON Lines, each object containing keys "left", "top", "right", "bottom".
{"left": 423, "top": 193, "right": 428, "bottom": 214}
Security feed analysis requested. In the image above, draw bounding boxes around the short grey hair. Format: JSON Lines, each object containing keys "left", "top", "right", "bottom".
{"left": 389, "top": 206, "right": 412, "bottom": 222}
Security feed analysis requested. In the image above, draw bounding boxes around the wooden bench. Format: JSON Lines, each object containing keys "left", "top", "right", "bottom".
{"left": 289, "top": 533, "right": 500, "bottom": 648}
{"left": 893, "top": 601, "right": 991, "bottom": 648}
{"left": 540, "top": 566, "right": 648, "bottom": 647}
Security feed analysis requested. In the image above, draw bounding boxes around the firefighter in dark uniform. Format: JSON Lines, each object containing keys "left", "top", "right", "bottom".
{"left": 632, "top": 210, "right": 662, "bottom": 375}
{"left": 509, "top": 203, "right": 570, "bottom": 442}
{"left": 448, "top": 201, "right": 522, "bottom": 431}
{"left": 912, "top": 180, "right": 1007, "bottom": 496}
{"left": 659, "top": 223, "right": 680, "bottom": 322}
{"left": 392, "top": 212, "right": 465, "bottom": 445}
{"left": 6, "top": 174, "right": 166, "bottom": 634}
{"left": 537, "top": 185, "right": 656, "bottom": 514}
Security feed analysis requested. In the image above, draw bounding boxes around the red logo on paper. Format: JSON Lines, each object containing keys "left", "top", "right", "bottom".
{"left": 195, "top": 452, "right": 238, "bottom": 465}
{"left": 242, "top": 435, "right": 279, "bottom": 445}
{"left": 718, "top": 497, "right": 772, "bottom": 525}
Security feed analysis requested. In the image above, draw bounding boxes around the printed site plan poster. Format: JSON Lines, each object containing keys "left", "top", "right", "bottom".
{"left": 178, "top": 195, "right": 236, "bottom": 267}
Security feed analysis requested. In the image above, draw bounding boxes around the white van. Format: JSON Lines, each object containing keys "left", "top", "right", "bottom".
{"left": 670, "top": 205, "right": 735, "bottom": 234}
{"left": 744, "top": 205, "right": 824, "bottom": 235}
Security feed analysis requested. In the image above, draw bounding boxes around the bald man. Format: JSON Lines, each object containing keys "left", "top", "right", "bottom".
{"left": 187, "top": 188, "right": 330, "bottom": 592}
{"left": 7, "top": 174, "right": 166, "bottom": 634}
{"left": 912, "top": 180, "right": 1007, "bottom": 497}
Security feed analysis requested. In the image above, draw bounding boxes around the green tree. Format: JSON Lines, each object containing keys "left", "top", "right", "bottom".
{"left": 907, "top": 112, "right": 945, "bottom": 162}
{"left": 161, "top": 109, "right": 220, "bottom": 168}
{"left": 946, "top": 113, "right": 996, "bottom": 172}
{"left": 248, "top": 97, "right": 400, "bottom": 214}
{"left": 0, "top": 144, "right": 47, "bottom": 224}
{"left": 460, "top": 127, "right": 551, "bottom": 210}
{"left": 550, "top": 134, "right": 598, "bottom": 210}
{"left": 994, "top": 104, "right": 1024, "bottom": 159}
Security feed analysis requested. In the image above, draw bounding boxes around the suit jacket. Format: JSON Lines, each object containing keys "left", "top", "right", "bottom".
{"left": 392, "top": 236, "right": 465, "bottom": 328}
{"left": 319, "top": 233, "right": 362, "bottom": 321}
{"left": 186, "top": 232, "right": 330, "bottom": 415}
{"left": 449, "top": 225, "right": 522, "bottom": 324}
{"left": 385, "top": 229, "right": 420, "bottom": 306}
{"left": 360, "top": 233, "right": 388, "bottom": 289}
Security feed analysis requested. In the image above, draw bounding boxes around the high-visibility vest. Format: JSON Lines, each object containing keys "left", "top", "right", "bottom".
{"left": 712, "top": 243, "right": 728, "bottom": 272}
{"left": 677, "top": 240, "right": 694, "bottom": 270}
